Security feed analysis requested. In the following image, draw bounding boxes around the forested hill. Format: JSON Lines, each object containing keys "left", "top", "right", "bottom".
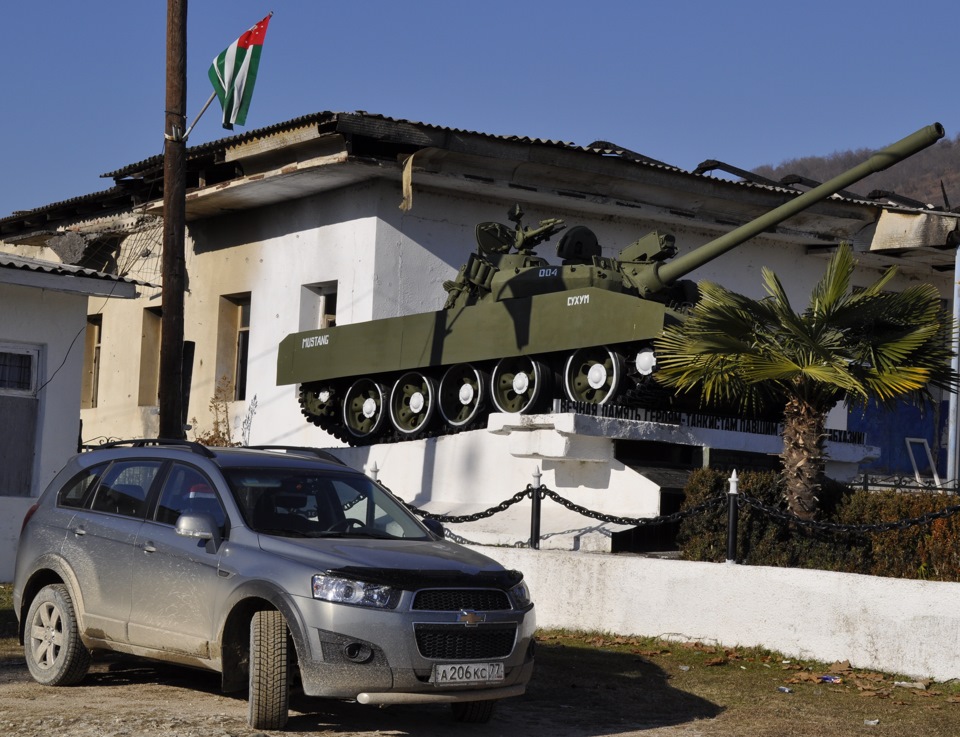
{"left": 751, "top": 132, "right": 960, "bottom": 209}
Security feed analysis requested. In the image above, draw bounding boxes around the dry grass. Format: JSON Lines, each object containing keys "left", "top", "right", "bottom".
{"left": 530, "top": 630, "right": 960, "bottom": 736}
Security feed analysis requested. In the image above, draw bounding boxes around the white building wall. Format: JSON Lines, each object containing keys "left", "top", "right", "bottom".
{"left": 0, "top": 283, "right": 89, "bottom": 579}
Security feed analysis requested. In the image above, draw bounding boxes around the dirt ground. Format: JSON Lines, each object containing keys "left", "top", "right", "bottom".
{"left": 2, "top": 637, "right": 958, "bottom": 737}
{"left": 0, "top": 642, "right": 719, "bottom": 737}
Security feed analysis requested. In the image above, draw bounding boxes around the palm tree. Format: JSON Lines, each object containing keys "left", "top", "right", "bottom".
{"left": 654, "top": 243, "right": 958, "bottom": 520}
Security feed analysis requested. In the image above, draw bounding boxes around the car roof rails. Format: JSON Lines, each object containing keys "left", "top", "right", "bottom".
{"left": 95, "top": 438, "right": 217, "bottom": 458}
{"left": 245, "top": 445, "right": 347, "bottom": 465}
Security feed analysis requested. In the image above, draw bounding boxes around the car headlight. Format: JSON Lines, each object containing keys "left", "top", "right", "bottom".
{"left": 312, "top": 573, "right": 399, "bottom": 609}
{"left": 508, "top": 579, "right": 533, "bottom": 609}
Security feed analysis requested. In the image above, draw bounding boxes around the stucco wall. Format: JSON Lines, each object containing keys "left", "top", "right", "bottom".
{"left": 481, "top": 547, "right": 960, "bottom": 682}
{"left": 0, "top": 283, "right": 88, "bottom": 579}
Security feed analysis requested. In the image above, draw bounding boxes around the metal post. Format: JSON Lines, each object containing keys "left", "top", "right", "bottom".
{"left": 529, "top": 466, "right": 542, "bottom": 550}
{"left": 367, "top": 462, "right": 379, "bottom": 482}
{"left": 947, "top": 245, "right": 960, "bottom": 488}
{"left": 725, "top": 470, "right": 739, "bottom": 564}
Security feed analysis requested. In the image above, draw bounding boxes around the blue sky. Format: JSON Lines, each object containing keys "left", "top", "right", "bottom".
{"left": 2, "top": 1, "right": 957, "bottom": 216}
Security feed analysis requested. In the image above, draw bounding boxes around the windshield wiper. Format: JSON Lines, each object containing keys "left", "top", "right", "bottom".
{"left": 257, "top": 528, "right": 311, "bottom": 538}
{"left": 313, "top": 528, "right": 398, "bottom": 539}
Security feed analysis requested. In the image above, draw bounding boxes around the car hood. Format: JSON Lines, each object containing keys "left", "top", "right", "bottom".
{"left": 257, "top": 535, "right": 522, "bottom": 589}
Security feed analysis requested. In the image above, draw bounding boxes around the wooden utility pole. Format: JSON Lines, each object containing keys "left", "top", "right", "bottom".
{"left": 159, "top": 0, "right": 187, "bottom": 439}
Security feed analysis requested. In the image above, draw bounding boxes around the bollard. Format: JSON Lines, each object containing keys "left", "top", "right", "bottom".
{"left": 530, "top": 466, "right": 542, "bottom": 550}
{"left": 367, "top": 461, "right": 379, "bottom": 482}
{"left": 726, "top": 470, "right": 739, "bottom": 564}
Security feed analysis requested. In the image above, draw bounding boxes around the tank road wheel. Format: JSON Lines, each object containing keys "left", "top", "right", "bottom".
{"left": 490, "top": 356, "right": 550, "bottom": 414}
{"left": 563, "top": 346, "right": 625, "bottom": 405}
{"left": 439, "top": 363, "right": 488, "bottom": 429}
{"left": 342, "top": 378, "right": 389, "bottom": 443}
{"left": 388, "top": 371, "right": 438, "bottom": 436}
{"left": 632, "top": 345, "right": 657, "bottom": 377}
{"left": 300, "top": 385, "right": 339, "bottom": 422}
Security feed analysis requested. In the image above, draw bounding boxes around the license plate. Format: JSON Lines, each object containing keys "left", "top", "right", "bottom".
{"left": 432, "top": 661, "right": 505, "bottom": 685}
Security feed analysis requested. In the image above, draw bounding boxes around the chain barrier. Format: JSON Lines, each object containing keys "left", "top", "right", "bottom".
{"left": 402, "top": 485, "right": 724, "bottom": 528}
{"left": 737, "top": 493, "right": 960, "bottom": 535}
{"left": 396, "top": 478, "right": 960, "bottom": 552}
{"left": 400, "top": 483, "right": 726, "bottom": 549}
{"left": 401, "top": 488, "right": 533, "bottom": 524}
{"left": 539, "top": 488, "right": 725, "bottom": 527}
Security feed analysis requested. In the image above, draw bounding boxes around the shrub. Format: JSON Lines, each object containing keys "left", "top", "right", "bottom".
{"left": 676, "top": 469, "right": 960, "bottom": 581}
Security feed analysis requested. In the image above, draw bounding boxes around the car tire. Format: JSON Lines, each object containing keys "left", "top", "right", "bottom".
{"left": 24, "top": 583, "right": 91, "bottom": 686}
{"left": 248, "top": 609, "right": 290, "bottom": 730}
{"left": 451, "top": 699, "right": 497, "bottom": 723}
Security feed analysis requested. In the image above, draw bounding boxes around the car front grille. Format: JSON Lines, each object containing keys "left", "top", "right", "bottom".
{"left": 412, "top": 589, "right": 511, "bottom": 611}
{"left": 414, "top": 624, "right": 517, "bottom": 660}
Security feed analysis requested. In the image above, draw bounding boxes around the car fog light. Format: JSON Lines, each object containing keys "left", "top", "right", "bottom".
{"left": 343, "top": 642, "right": 374, "bottom": 663}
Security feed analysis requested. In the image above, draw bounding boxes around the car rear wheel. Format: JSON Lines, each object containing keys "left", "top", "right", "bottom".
{"left": 451, "top": 699, "right": 497, "bottom": 723}
{"left": 24, "top": 583, "right": 90, "bottom": 686}
{"left": 248, "top": 609, "right": 289, "bottom": 730}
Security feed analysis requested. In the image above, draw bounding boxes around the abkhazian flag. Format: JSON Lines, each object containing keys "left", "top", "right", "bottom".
{"left": 208, "top": 13, "right": 272, "bottom": 130}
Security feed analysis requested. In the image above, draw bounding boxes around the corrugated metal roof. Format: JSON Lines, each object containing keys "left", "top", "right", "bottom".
{"left": 0, "top": 253, "right": 153, "bottom": 287}
{"left": 101, "top": 110, "right": 687, "bottom": 180}
{"left": 1, "top": 110, "right": 949, "bottom": 233}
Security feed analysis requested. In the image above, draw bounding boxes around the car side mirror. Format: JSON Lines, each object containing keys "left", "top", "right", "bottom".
{"left": 176, "top": 513, "right": 222, "bottom": 551}
{"left": 422, "top": 517, "right": 445, "bottom": 539}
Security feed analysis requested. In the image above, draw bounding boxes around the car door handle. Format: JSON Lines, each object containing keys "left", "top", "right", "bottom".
{"left": 142, "top": 542, "right": 157, "bottom": 553}
{"left": 72, "top": 526, "right": 86, "bottom": 537}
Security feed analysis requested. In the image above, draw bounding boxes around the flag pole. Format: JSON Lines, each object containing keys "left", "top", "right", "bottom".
{"left": 183, "top": 90, "right": 217, "bottom": 142}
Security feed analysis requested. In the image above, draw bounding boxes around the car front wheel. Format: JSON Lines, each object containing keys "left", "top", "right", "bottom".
{"left": 24, "top": 583, "right": 91, "bottom": 686}
{"left": 248, "top": 609, "right": 290, "bottom": 729}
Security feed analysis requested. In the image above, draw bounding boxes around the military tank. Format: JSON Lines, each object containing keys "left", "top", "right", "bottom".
{"left": 277, "top": 123, "right": 945, "bottom": 445}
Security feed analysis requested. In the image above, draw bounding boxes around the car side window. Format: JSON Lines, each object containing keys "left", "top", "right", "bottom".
{"left": 89, "top": 460, "right": 162, "bottom": 519}
{"left": 155, "top": 463, "right": 227, "bottom": 532}
{"left": 58, "top": 464, "right": 109, "bottom": 509}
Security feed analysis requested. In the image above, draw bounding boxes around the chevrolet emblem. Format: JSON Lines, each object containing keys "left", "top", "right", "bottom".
{"left": 457, "top": 609, "right": 485, "bottom": 626}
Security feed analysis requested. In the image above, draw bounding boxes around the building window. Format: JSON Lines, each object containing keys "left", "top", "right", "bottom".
{"left": 300, "top": 282, "right": 338, "bottom": 330}
{"left": 0, "top": 343, "right": 40, "bottom": 497}
{"left": 0, "top": 352, "right": 34, "bottom": 392}
{"left": 138, "top": 308, "right": 162, "bottom": 407}
{"left": 217, "top": 293, "right": 251, "bottom": 402}
{"left": 0, "top": 344, "right": 39, "bottom": 395}
{"left": 235, "top": 298, "right": 250, "bottom": 401}
{"left": 82, "top": 315, "right": 102, "bottom": 409}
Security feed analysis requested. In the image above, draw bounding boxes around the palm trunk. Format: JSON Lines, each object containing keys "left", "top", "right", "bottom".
{"left": 781, "top": 397, "right": 825, "bottom": 520}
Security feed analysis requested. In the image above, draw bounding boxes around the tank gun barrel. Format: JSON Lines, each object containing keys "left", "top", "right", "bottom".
{"left": 638, "top": 122, "right": 945, "bottom": 294}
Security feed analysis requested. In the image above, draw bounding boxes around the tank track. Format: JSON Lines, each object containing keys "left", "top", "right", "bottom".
{"left": 298, "top": 387, "right": 487, "bottom": 447}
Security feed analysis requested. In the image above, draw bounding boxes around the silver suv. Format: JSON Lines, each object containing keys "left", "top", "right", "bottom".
{"left": 13, "top": 440, "right": 535, "bottom": 729}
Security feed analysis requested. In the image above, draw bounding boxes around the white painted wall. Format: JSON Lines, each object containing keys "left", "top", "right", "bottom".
{"left": 0, "top": 283, "right": 89, "bottom": 579}
{"left": 481, "top": 547, "right": 960, "bottom": 682}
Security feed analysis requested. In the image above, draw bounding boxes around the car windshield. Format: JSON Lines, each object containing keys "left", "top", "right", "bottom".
{"left": 223, "top": 467, "right": 430, "bottom": 540}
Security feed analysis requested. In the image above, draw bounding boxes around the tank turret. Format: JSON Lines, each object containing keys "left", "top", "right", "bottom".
{"left": 277, "top": 123, "right": 945, "bottom": 445}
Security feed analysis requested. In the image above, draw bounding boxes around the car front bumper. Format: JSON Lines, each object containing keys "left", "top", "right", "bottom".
{"left": 292, "top": 593, "right": 536, "bottom": 701}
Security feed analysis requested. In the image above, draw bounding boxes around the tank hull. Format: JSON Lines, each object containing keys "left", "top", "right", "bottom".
{"left": 278, "top": 289, "right": 670, "bottom": 385}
